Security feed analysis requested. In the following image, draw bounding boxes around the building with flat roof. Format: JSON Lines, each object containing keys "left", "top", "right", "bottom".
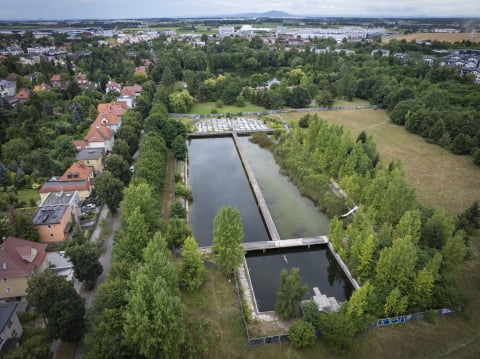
{"left": 31, "top": 205, "right": 73, "bottom": 243}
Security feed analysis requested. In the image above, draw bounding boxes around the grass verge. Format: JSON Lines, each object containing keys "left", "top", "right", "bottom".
{"left": 276, "top": 108, "right": 480, "bottom": 215}
{"left": 189, "top": 102, "right": 265, "bottom": 115}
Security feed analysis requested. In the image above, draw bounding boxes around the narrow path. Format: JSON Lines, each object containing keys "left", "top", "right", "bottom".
{"left": 52, "top": 205, "right": 120, "bottom": 359}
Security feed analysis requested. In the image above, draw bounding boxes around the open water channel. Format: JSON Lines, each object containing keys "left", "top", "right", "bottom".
{"left": 188, "top": 136, "right": 353, "bottom": 312}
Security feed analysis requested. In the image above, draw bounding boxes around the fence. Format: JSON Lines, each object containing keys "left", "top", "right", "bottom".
{"left": 368, "top": 308, "right": 457, "bottom": 328}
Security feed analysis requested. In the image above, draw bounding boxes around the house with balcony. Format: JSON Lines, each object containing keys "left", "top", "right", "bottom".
{"left": 0, "top": 237, "right": 48, "bottom": 302}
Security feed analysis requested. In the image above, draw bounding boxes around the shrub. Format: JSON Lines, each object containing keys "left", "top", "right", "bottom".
{"left": 288, "top": 319, "right": 317, "bottom": 348}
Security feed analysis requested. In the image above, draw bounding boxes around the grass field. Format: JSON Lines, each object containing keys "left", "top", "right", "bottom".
{"left": 189, "top": 102, "right": 265, "bottom": 115}
{"left": 385, "top": 32, "right": 480, "bottom": 43}
{"left": 274, "top": 108, "right": 480, "bottom": 215}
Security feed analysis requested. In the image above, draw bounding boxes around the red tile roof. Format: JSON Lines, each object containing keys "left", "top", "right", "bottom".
{"left": 134, "top": 66, "right": 147, "bottom": 75}
{"left": 33, "top": 83, "right": 53, "bottom": 92}
{"left": 60, "top": 162, "right": 93, "bottom": 182}
{"left": 95, "top": 112, "right": 121, "bottom": 127}
{"left": 14, "top": 88, "right": 30, "bottom": 100}
{"left": 38, "top": 181, "right": 91, "bottom": 194}
{"left": 121, "top": 84, "right": 142, "bottom": 96}
{"left": 50, "top": 74, "right": 61, "bottom": 82}
{"left": 85, "top": 124, "right": 114, "bottom": 143}
{"left": 0, "top": 237, "right": 47, "bottom": 278}
{"left": 73, "top": 139, "right": 87, "bottom": 150}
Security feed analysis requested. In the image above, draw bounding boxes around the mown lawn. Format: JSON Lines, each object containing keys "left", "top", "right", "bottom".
{"left": 189, "top": 102, "right": 265, "bottom": 115}
{"left": 275, "top": 108, "right": 480, "bottom": 215}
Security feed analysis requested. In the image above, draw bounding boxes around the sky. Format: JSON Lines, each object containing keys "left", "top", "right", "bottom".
{"left": 0, "top": 0, "right": 479, "bottom": 20}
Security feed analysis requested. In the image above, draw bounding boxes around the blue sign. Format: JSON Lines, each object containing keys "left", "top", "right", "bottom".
{"left": 377, "top": 314, "right": 412, "bottom": 326}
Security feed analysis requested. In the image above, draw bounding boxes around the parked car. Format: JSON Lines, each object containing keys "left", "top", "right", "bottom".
{"left": 85, "top": 203, "right": 96, "bottom": 209}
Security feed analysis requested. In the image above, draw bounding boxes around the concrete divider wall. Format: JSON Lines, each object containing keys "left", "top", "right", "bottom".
{"left": 231, "top": 132, "right": 281, "bottom": 242}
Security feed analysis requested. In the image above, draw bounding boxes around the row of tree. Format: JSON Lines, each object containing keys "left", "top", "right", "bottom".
{"left": 256, "top": 115, "right": 471, "bottom": 351}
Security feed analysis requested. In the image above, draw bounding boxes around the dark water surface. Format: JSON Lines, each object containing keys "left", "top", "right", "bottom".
{"left": 188, "top": 137, "right": 270, "bottom": 247}
{"left": 238, "top": 136, "right": 330, "bottom": 239}
{"left": 188, "top": 136, "right": 353, "bottom": 311}
{"left": 246, "top": 246, "right": 353, "bottom": 312}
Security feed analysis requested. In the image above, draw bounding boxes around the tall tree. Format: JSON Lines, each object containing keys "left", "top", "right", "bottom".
{"left": 95, "top": 171, "right": 124, "bottom": 214}
{"left": 383, "top": 287, "right": 408, "bottom": 317}
{"left": 165, "top": 218, "right": 192, "bottom": 248}
{"left": 51, "top": 135, "right": 77, "bottom": 172}
{"left": 374, "top": 237, "right": 417, "bottom": 293}
{"left": 274, "top": 267, "right": 308, "bottom": 320}
{"left": 123, "top": 233, "right": 184, "bottom": 359}
{"left": 120, "top": 182, "right": 158, "bottom": 233}
{"left": 65, "top": 242, "right": 103, "bottom": 287}
{"left": 180, "top": 236, "right": 204, "bottom": 291}
{"left": 27, "top": 271, "right": 85, "bottom": 341}
{"left": 441, "top": 230, "right": 468, "bottom": 274}
{"left": 104, "top": 154, "right": 131, "bottom": 185}
{"left": 8, "top": 208, "right": 40, "bottom": 241}
{"left": 212, "top": 206, "right": 245, "bottom": 276}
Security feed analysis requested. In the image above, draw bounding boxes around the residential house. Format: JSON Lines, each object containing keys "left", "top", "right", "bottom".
{"left": 94, "top": 102, "right": 126, "bottom": 132}
{"left": 134, "top": 66, "right": 147, "bottom": 75}
{"left": 105, "top": 80, "right": 121, "bottom": 94}
{"left": 0, "top": 80, "right": 16, "bottom": 97}
{"left": 50, "top": 74, "right": 62, "bottom": 88}
{"left": 116, "top": 94, "right": 136, "bottom": 108}
{"left": 0, "top": 304, "right": 23, "bottom": 357}
{"left": 46, "top": 252, "right": 74, "bottom": 281}
{"left": 0, "top": 237, "right": 48, "bottom": 301}
{"left": 38, "top": 162, "right": 95, "bottom": 201}
{"left": 84, "top": 124, "right": 115, "bottom": 153}
{"left": 142, "top": 58, "right": 153, "bottom": 67}
{"left": 75, "top": 72, "right": 97, "bottom": 90}
{"left": 33, "top": 83, "right": 53, "bottom": 92}
{"left": 75, "top": 72, "right": 88, "bottom": 85}
{"left": 38, "top": 179, "right": 93, "bottom": 201}
{"left": 32, "top": 204, "right": 75, "bottom": 243}
{"left": 76, "top": 148, "right": 105, "bottom": 174}
{"left": 14, "top": 88, "right": 30, "bottom": 101}
{"left": 121, "top": 84, "right": 142, "bottom": 97}
{"left": 37, "top": 190, "right": 81, "bottom": 223}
